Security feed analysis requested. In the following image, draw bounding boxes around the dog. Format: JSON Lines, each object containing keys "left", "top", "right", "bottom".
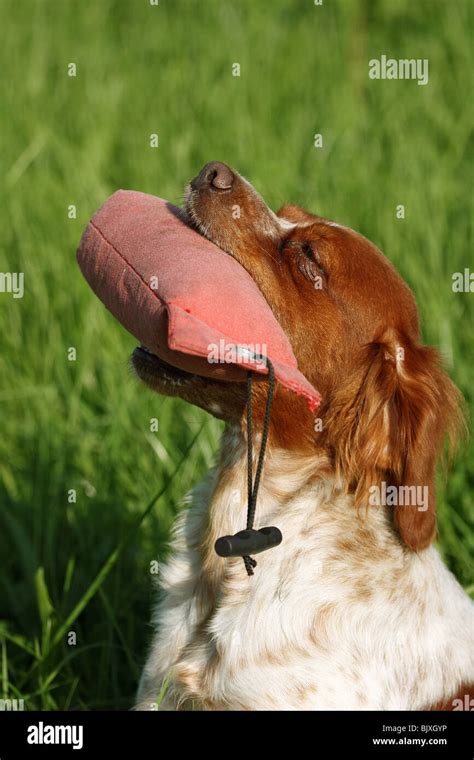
{"left": 133, "top": 161, "right": 474, "bottom": 710}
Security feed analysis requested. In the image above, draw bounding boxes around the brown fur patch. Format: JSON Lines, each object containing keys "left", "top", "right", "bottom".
{"left": 426, "top": 683, "right": 474, "bottom": 711}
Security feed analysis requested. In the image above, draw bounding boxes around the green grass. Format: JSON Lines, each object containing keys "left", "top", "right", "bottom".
{"left": 0, "top": 0, "right": 472, "bottom": 710}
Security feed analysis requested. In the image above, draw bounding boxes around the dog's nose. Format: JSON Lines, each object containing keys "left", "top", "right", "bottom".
{"left": 192, "top": 161, "right": 234, "bottom": 191}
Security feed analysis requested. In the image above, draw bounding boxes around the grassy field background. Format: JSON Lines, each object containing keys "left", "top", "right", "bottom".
{"left": 0, "top": 0, "right": 472, "bottom": 710}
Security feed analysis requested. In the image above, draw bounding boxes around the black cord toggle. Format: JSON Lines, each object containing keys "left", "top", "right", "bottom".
{"left": 215, "top": 527, "right": 283, "bottom": 558}
{"left": 214, "top": 353, "right": 282, "bottom": 576}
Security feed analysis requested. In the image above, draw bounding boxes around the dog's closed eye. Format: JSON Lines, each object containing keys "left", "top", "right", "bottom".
{"left": 281, "top": 239, "right": 325, "bottom": 283}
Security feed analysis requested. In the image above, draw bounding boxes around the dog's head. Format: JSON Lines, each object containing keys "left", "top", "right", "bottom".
{"left": 133, "top": 161, "right": 462, "bottom": 550}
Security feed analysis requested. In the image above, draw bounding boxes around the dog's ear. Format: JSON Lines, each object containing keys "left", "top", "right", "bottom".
{"left": 276, "top": 205, "right": 316, "bottom": 225}
{"left": 325, "top": 329, "right": 463, "bottom": 550}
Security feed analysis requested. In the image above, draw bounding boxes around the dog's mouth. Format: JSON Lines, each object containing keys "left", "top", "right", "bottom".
{"left": 132, "top": 345, "right": 201, "bottom": 387}
{"left": 131, "top": 343, "right": 248, "bottom": 421}
{"left": 132, "top": 343, "right": 235, "bottom": 390}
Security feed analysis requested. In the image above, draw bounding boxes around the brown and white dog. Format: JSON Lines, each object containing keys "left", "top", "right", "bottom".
{"left": 133, "top": 161, "right": 474, "bottom": 710}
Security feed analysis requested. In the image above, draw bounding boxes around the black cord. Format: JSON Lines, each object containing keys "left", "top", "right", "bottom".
{"left": 243, "top": 356, "right": 275, "bottom": 576}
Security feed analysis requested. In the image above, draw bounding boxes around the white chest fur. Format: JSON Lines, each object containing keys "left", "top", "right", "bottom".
{"left": 136, "top": 432, "right": 474, "bottom": 711}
